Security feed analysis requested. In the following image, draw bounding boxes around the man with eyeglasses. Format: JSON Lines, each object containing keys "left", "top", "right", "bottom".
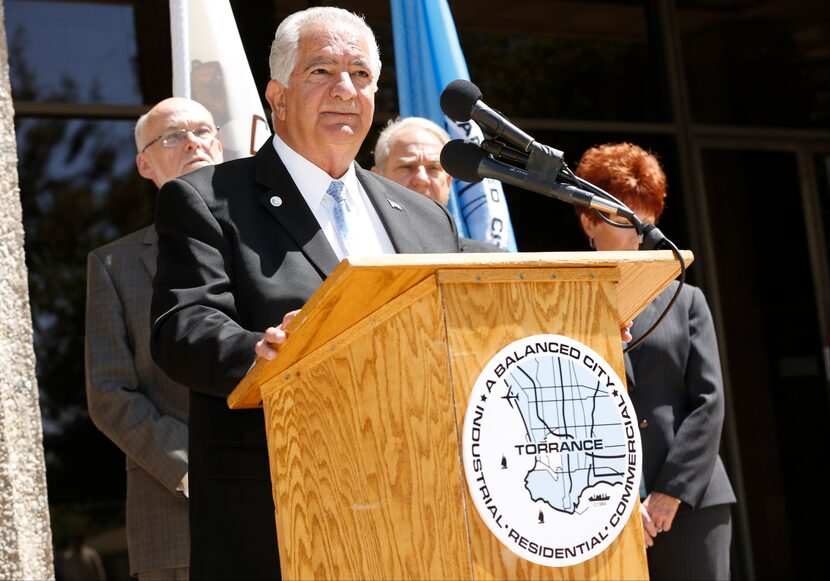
{"left": 135, "top": 99, "right": 223, "bottom": 188}
{"left": 85, "top": 97, "right": 223, "bottom": 581}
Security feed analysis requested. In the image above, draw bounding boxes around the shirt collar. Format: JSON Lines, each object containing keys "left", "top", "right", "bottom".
{"left": 271, "top": 133, "right": 360, "bottom": 210}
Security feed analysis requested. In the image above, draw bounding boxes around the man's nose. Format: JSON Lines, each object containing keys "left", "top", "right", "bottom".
{"left": 331, "top": 72, "right": 358, "bottom": 100}
{"left": 183, "top": 130, "right": 201, "bottom": 150}
{"left": 410, "top": 166, "right": 430, "bottom": 184}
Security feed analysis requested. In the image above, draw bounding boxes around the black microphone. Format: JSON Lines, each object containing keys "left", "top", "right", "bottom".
{"left": 441, "top": 79, "right": 536, "bottom": 153}
{"left": 441, "top": 140, "right": 634, "bottom": 219}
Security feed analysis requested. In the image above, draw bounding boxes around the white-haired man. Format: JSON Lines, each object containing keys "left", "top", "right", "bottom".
{"left": 150, "top": 8, "right": 460, "bottom": 578}
{"left": 85, "top": 97, "right": 223, "bottom": 581}
{"left": 372, "top": 116, "right": 503, "bottom": 252}
{"left": 372, "top": 117, "right": 452, "bottom": 205}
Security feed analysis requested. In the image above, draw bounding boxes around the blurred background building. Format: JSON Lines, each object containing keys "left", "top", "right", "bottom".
{"left": 4, "top": 0, "right": 829, "bottom": 578}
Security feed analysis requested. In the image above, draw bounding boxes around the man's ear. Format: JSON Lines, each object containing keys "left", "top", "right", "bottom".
{"left": 265, "top": 80, "right": 287, "bottom": 122}
{"left": 136, "top": 152, "right": 155, "bottom": 181}
{"left": 213, "top": 139, "right": 224, "bottom": 160}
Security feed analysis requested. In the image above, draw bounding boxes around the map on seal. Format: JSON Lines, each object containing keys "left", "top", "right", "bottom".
{"left": 461, "top": 334, "right": 642, "bottom": 567}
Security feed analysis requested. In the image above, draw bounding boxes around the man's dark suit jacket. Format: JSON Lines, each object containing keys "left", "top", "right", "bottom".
{"left": 150, "top": 141, "right": 461, "bottom": 579}
{"left": 626, "top": 281, "right": 736, "bottom": 573}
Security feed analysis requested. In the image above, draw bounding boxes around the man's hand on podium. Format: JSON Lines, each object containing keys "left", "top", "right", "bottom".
{"left": 255, "top": 309, "right": 301, "bottom": 361}
{"left": 621, "top": 321, "right": 633, "bottom": 343}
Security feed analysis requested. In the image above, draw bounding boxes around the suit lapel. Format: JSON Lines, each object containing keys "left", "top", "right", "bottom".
{"left": 254, "top": 143, "right": 340, "bottom": 277}
{"left": 140, "top": 225, "right": 157, "bottom": 278}
{"left": 357, "top": 166, "right": 424, "bottom": 254}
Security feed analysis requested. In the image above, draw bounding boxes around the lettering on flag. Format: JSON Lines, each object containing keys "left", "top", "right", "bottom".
{"left": 445, "top": 117, "right": 511, "bottom": 250}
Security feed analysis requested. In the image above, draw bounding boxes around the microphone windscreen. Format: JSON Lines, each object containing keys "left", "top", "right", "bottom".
{"left": 440, "top": 139, "right": 486, "bottom": 183}
{"left": 440, "top": 79, "right": 482, "bottom": 122}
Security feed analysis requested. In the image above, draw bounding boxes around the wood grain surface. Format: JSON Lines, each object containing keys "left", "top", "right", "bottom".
{"left": 262, "top": 279, "right": 472, "bottom": 580}
{"left": 440, "top": 269, "right": 649, "bottom": 580}
{"left": 239, "top": 254, "right": 688, "bottom": 579}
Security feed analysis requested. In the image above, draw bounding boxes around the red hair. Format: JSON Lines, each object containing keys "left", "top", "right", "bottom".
{"left": 574, "top": 142, "right": 667, "bottom": 224}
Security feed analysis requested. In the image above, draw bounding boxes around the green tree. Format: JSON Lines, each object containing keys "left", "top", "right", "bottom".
{"left": 10, "top": 24, "right": 154, "bottom": 543}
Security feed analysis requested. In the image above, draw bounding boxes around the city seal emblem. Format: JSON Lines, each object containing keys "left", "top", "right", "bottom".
{"left": 462, "top": 334, "right": 642, "bottom": 567}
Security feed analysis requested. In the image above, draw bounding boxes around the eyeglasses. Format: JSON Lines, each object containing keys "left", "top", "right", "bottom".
{"left": 140, "top": 126, "right": 218, "bottom": 153}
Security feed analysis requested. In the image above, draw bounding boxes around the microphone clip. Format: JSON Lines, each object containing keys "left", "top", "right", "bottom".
{"left": 479, "top": 139, "right": 565, "bottom": 183}
{"left": 638, "top": 222, "right": 671, "bottom": 251}
{"left": 480, "top": 138, "right": 529, "bottom": 166}
{"left": 526, "top": 142, "right": 565, "bottom": 184}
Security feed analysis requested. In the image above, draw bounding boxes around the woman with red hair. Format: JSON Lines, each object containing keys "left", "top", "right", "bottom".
{"left": 576, "top": 143, "right": 736, "bottom": 580}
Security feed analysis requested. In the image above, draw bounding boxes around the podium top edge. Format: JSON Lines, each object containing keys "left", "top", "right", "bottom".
{"left": 342, "top": 249, "right": 691, "bottom": 269}
{"left": 227, "top": 249, "right": 693, "bottom": 410}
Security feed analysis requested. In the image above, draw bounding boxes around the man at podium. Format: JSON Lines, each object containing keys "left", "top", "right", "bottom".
{"left": 150, "top": 6, "right": 460, "bottom": 579}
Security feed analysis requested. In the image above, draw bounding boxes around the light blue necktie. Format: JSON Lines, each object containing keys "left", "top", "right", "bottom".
{"left": 326, "top": 180, "right": 358, "bottom": 256}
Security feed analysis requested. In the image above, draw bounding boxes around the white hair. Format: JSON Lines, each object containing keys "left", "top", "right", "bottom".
{"left": 373, "top": 117, "right": 451, "bottom": 169}
{"left": 135, "top": 110, "right": 151, "bottom": 150}
{"left": 269, "top": 7, "right": 381, "bottom": 88}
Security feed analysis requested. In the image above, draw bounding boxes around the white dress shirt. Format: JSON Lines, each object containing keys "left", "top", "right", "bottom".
{"left": 272, "top": 133, "right": 395, "bottom": 260}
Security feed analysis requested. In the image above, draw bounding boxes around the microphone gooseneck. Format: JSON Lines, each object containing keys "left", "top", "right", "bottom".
{"left": 440, "top": 140, "right": 635, "bottom": 219}
{"left": 439, "top": 80, "right": 685, "bottom": 351}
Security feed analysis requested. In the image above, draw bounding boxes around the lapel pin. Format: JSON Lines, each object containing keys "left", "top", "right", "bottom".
{"left": 387, "top": 198, "right": 402, "bottom": 211}
{"left": 269, "top": 195, "right": 283, "bottom": 207}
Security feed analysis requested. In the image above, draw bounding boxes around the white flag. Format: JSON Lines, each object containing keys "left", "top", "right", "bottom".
{"left": 170, "top": 0, "right": 270, "bottom": 160}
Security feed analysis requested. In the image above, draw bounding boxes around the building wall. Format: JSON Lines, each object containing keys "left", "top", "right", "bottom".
{"left": 0, "top": 0, "right": 54, "bottom": 578}
{"left": 2, "top": 1, "right": 829, "bottom": 579}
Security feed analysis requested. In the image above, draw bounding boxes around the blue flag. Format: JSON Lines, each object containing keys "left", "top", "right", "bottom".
{"left": 391, "top": 0, "right": 518, "bottom": 251}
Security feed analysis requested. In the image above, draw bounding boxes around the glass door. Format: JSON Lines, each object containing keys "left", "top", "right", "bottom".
{"left": 698, "top": 144, "right": 830, "bottom": 579}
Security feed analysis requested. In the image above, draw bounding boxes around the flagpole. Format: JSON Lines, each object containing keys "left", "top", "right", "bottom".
{"left": 169, "top": 0, "right": 190, "bottom": 98}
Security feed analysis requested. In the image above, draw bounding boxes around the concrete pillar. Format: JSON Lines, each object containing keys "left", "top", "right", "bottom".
{"left": 0, "top": 1, "right": 55, "bottom": 578}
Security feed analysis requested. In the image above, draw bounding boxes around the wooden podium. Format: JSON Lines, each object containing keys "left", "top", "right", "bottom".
{"left": 229, "top": 251, "right": 691, "bottom": 580}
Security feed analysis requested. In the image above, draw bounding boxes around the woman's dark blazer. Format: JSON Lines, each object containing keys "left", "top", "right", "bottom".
{"left": 626, "top": 281, "right": 736, "bottom": 510}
